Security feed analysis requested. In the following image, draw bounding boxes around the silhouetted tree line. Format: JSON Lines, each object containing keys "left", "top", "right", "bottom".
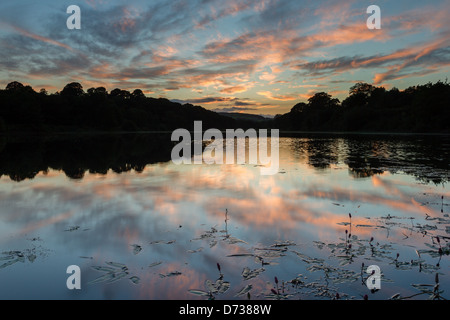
{"left": 0, "top": 81, "right": 250, "bottom": 134}
{"left": 0, "top": 80, "right": 449, "bottom": 134}
{"left": 273, "top": 81, "right": 450, "bottom": 133}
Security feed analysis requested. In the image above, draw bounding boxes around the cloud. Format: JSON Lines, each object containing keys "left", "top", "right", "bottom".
{"left": 173, "top": 97, "right": 237, "bottom": 105}
{"left": 1, "top": 22, "right": 74, "bottom": 51}
{"left": 257, "top": 91, "right": 297, "bottom": 101}
{"left": 295, "top": 39, "right": 450, "bottom": 84}
{"left": 212, "top": 106, "right": 258, "bottom": 113}
{"left": 194, "top": 0, "right": 265, "bottom": 29}
{"left": 219, "top": 85, "right": 249, "bottom": 94}
{"left": 373, "top": 42, "right": 450, "bottom": 84}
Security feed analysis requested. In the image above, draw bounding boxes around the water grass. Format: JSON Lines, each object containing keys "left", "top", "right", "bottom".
{"left": 185, "top": 206, "right": 449, "bottom": 300}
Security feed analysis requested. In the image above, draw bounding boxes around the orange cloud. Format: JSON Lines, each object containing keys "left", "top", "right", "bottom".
{"left": 257, "top": 91, "right": 297, "bottom": 101}
{"left": 373, "top": 38, "right": 450, "bottom": 84}
{"left": 220, "top": 85, "right": 249, "bottom": 94}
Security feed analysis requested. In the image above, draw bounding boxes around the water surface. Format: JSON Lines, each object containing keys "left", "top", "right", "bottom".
{"left": 0, "top": 134, "right": 448, "bottom": 300}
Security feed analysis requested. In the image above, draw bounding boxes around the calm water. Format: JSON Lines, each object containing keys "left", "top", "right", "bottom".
{"left": 0, "top": 134, "right": 449, "bottom": 300}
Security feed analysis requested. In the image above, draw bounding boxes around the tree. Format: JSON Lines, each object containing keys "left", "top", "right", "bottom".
{"left": 110, "top": 88, "right": 122, "bottom": 97}
{"left": 308, "top": 92, "right": 340, "bottom": 109}
{"left": 6, "top": 81, "right": 25, "bottom": 91}
{"left": 87, "top": 87, "right": 108, "bottom": 96}
{"left": 95, "top": 87, "right": 107, "bottom": 95}
{"left": 343, "top": 83, "right": 385, "bottom": 109}
{"left": 131, "top": 89, "right": 145, "bottom": 100}
{"left": 110, "top": 88, "right": 131, "bottom": 99}
{"left": 349, "top": 82, "right": 376, "bottom": 97}
{"left": 291, "top": 102, "right": 307, "bottom": 113}
{"left": 61, "top": 82, "right": 84, "bottom": 97}
{"left": 342, "top": 93, "right": 367, "bottom": 109}
{"left": 120, "top": 90, "right": 131, "bottom": 100}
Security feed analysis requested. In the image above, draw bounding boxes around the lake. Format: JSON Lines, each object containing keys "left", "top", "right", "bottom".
{"left": 0, "top": 133, "right": 448, "bottom": 300}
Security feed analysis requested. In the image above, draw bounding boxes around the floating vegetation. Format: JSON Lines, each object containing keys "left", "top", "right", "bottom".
{"left": 0, "top": 246, "right": 50, "bottom": 270}
{"left": 27, "top": 237, "right": 42, "bottom": 242}
{"left": 0, "top": 252, "right": 24, "bottom": 270}
{"left": 292, "top": 251, "right": 325, "bottom": 265}
{"left": 191, "top": 212, "right": 247, "bottom": 246}
{"left": 64, "top": 226, "right": 80, "bottom": 232}
{"left": 235, "top": 284, "right": 253, "bottom": 297}
{"left": 129, "top": 276, "right": 140, "bottom": 284}
{"left": 205, "top": 279, "right": 230, "bottom": 295}
{"left": 227, "top": 253, "right": 254, "bottom": 258}
{"left": 89, "top": 261, "right": 139, "bottom": 285}
{"left": 159, "top": 271, "right": 182, "bottom": 278}
{"left": 270, "top": 240, "right": 296, "bottom": 248}
{"left": 264, "top": 290, "right": 293, "bottom": 300}
{"left": 209, "top": 240, "right": 218, "bottom": 248}
{"left": 149, "top": 240, "right": 176, "bottom": 245}
{"left": 188, "top": 263, "right": 230, "bottom": 300}
{"left": 264, "top": 277, "right": 294, "bottom": 300}
{"left": 390, "top": 273, "right": 445, "bottom": 300}
{"left": 149, "top": 261, "right": 163, "bottom": 268}
{"left": 355, "top": 224, "right": 375, "bottom": 228}
{"left": 131, "top": 244, "right": 142, "bottom": 255}
{"left": 242, "top": 267, "right": 265, "bottom": 281}
{"left": 187, "top": 247, "right": 204, "bottom": 254}
{"left": 288, "top": 275, "right": 343, "bottom": 299}
{"left": 332, "top": 203, "right": 344, "bottom": 207}
{"left": 225, "top": 237, "right": 248, "bottom": 245}
{"left": 187, "top": 289, "right": 211, "bottom": 297}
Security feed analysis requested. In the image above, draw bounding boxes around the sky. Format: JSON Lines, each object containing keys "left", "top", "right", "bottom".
{"left": 0, "top": 0, "right": 449, "bottom": 116}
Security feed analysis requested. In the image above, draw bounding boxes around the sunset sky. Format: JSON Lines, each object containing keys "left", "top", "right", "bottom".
{"left": 0, "top": 0, "right": 449, "bottom": 116}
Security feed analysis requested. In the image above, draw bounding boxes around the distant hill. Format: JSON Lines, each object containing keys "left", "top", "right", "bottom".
{"left": 218, "top": 112, "right": 268, "bottom": 122}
